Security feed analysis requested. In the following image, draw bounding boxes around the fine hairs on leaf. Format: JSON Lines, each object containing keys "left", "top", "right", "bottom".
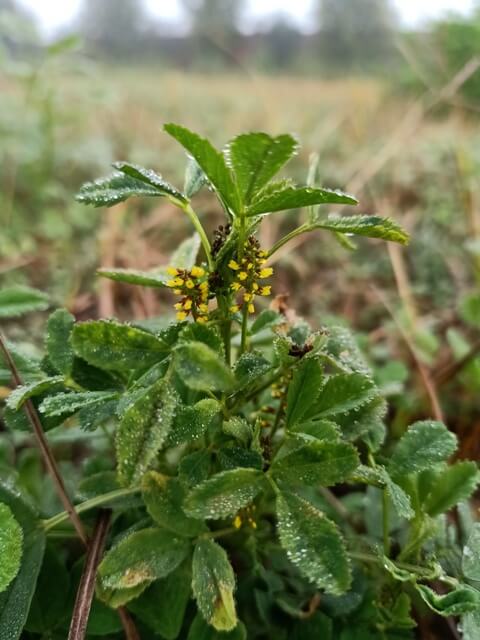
{"left": 2, "top": 123, "right": 477, "bottom": 640}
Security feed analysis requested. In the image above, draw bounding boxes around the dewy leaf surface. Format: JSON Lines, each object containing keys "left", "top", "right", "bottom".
{"left": 463, "top": 523, "right": 480, "bottom": 582}
{"left": 116, "top": 379, "right": 177, "bottom": 486}
{"left": 99, "top": 528, "right": 190, "bottom": 590}
{"left": 164, "top": 123, "right": 240, "bottom": 215}
{"left": 39, "top": 390, "right": 119, "bottom": 417}
{"left": 313, "top": 215, "right": 409, "bottom": 245}
{"left": 272, "top": 440, "right": 359, "bottom": 486}
{"left": 0, "top": 286, "right": 49, "bottom": 318}
{"left": 192, "top": 538, "right": 237, "bottom": 631}
{"left": 276, "top": 491, "right": 351, "bottom": 595}
{"left": 304, "top": 372, "right": 377, "bottom": 420}
{"left": 0, "top": 503, "right": 23, "bottom": 593}
{"left": 389, "top": 420, "right": 457, "bottom": 477}
{"left": 45, "top": 309, "right": 75, "bottom": 375}
{"left": 424, "top": 461, "right": 479, "bottom": 517}
{"left": 247, "top": 185, "right": 358, "bottom": 216}
{"left": 184, "top": 468, "right": 265, "bottom": 519}
{"left": 71, "top": 320, "right": 169, "bottom": 373}
{"left": 285, "top": 358, "right": 323, "bottom": 427}
{"left": 96, "top": 268, "right": 169, "bottom": 288}
{"left": 174, "top": 341, "right": 235, "bottom": 392}
{"left": 6, "top": 376, "right": 64, "bottom": 411}
{"left": 113, "top": 161, "right": 187, "bottom": 203}
{"left": 228, "top": 132, "right": 298, "bottom": 204}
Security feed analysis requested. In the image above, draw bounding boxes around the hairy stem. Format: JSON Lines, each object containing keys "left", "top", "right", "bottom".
{"left": 0, "top": 333, "right": 89, "bottom": 546}
{"left": 43, "top": 487, "right": 140, "bottom": 532}
{"left": 68, "top": 510, "right": 111, "bottom": 640}
{"left": 240, "top": 303, "right": 249, "bottom": 356}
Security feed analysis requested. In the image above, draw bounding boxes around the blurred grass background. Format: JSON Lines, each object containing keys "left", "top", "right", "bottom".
{"left": 2, "top": 0, "right": 480, "bottom": 449}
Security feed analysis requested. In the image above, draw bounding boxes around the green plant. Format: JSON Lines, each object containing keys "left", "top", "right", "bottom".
{"left": 0, "top": 124, "right": 478, "bottom": 640}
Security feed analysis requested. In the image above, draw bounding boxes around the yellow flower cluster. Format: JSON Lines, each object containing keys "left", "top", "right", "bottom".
{"left": 166, "top": 265, "right": 209, "bottom": 323}
{"left": 233, "top": 505, "right": 257, "bottom": 530}
{"left": 228, "top": 238, "right": 273, "bottom": 315}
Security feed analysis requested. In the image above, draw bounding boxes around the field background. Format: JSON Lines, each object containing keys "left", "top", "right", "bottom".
{"left": 2, "top": 0, "right": 480, "bottom": 456}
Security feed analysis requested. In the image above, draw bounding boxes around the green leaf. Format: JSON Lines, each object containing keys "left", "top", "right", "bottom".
{"left": 179, "top": 451, "right": 212, "bottom": 488}
{"left": 222, "top": 417, "right": 252, "bottom": 446}
{"left": 459, "top": 292, "right": 480, "bottom": 329}
{"left": 142, "top": 471, "right": 206, "bottom": 537}
{"left": 290, "top": 419, "right": 340, "bottom": 442}
{"left": 71, "top": 320, "right": 169, "bottom": 373}
{"left": 116, "top": 380, "right": 177, "bottom": 486}
{"left": 0, "top": 286, "right": 49, "bottom": 318}
{"left": 39, "top": 390, "right": 118, "bottom": 417}
{"left": 184, "top": 468, "right": 265, "bottom": 519}
{"left": 168, "top": 399, "right": 220, "bottom": 446}
{"left": 113, "top": 161, "right": 187, "bottom": 203}
{"left": 272, "top": 440, "right": 359, "bottom": 486}
{"left": 0, "top": 504, "right": 23, "bottom": 593}
{"left": 6, "top": 376, "right": 64, "bottom": 411}
{"left": 389, "top": 421, "right": 457, "bottom": 477}
{"left": 312, "top": 215, "right": 409, "bottom": 245}
{"left": 45, "top": 309, "right": 75, "bottom": 375}
{"left": 184, "top": 157, "right": 207, "bottom": 198}
{"left": 250, "top": 309, "right": 281, "bottom": 334}
{"left": 164, "top": 123, "right": 240, "bottom": 215}
{"left": 416, "top": 584, "right": 480, "bottom": 616}
{"left": 247, "top": 185, "right": 358, "bottom": 216}
{"left": 304, "top": 373, "right": 377, "bottom": 420}
{"left": 187, "top": 615, "right": 246, "bottom": 640}
{"left": 192, "top": 538, "right": 237, "bottom": 631}
{"left": 128, "top": 562, "right": 191, "bottom": 639}
{"left": 234, "top": 351, "right": 272, "bottom": 391}
{"left": 0, "top": 483, "right": 45, "bottom": 640}
{"left": 96, "top": 268, "right": 168, "bottom": 288}
{"left": 99, "top": 528, "right": 190, "bottom": 590}
{"left": 96, "top": 581, "right": 148, "bottom": 609}
{"left": 276, "top": 491, "right": 351, "bottom": 595}
{"left": 424, "top": 462, "right": 479, "bottom": 517}
{"left": 228, "top": 132, "right": 298, "bottom": 204}
{"left": 174, "top": 342, "right": 235, "bottom": 392}
{"left": 463, "top": 609, "right": 480, "bottom": 640}
{"left": 291, "top": 613, "right": 333, "bottom": 640}
{"left": 383, "top": 472, "right": 414, "bottom": 520}
{"left": 463, "top": 523, "right": 480, "bottom": 581}
{"left": 170, "top": 233, "right": 202, "bottom": 270}
{"left": 286, "top": 358, "right": 323, "bottom": 427}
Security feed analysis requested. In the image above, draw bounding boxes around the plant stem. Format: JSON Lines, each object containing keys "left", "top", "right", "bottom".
{"left": 68, "top": 510, "right": 111, "bottom": 640}
{"left": 203, "top": 526, "right": 237, "bottom": 539}
{"left": 43, "top": 487, "right": 140, "bottom": 532}
{"left": 182, "top": 202, "right": 213, "bottom": 270}
{"left": 349, "top": 551, "right": 437, "bottom": 580}
{"left": 0, "top": 333, "right": 89, "bottom": 546}
{"left": 267, "top": 223, "right": 311, "bottom": 258}
{"left": 117, "top": 608, "right": 141, "bottom": 640}
{"left": 239, "top": 303, "right": 249, "bottom": 356}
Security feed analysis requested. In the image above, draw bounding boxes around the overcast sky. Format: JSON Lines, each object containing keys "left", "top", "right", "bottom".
{"left": 17, "top": 0, "right": 476, "bottom": 37}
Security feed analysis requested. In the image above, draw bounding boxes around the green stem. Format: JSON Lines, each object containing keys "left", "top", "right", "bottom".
{"left": 182, "top": 202, "right": 214, "bottom": 270}
{"left": 239, "top": 303, "right": 249, "bottom": 356}
{"left": 202, "top": 527, "right": 237, "bottom": 539}
{"left": 42, "top": 487, "right": 140, "bottom": 532}
{"left": 348, "top": 551, "right": 439, "bottom": 580}
{"left": 268, "top": 223, "right": 311, "bottom": 258}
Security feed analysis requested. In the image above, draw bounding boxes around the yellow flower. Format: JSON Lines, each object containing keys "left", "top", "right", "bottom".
{"left": 166, "top": 266, "right": 178, "bottom": 276}
{"left": 173, "top": 289, "right": 182, "bottom": 295}
{"left": 198, "top": 303, "right": 209, "bottom": 313}
{"left": 248, "top": 303, "right": 255, "bottom": 314}
{"left": 231, "top": 281, "right": 241, "bottom": 292}
{"left": 166, "top": 279, "right": 177, "bottom": 288}
{"left": 176, "top": 311, "right": 188, "bottom": 321}
{"left": 199, "top": 281, "right": 209, "bottom": 291}
{"left": 243, "top": 292, "right": 253, "bottom": 302}
{"left": 228, "top": 260, "right": 240, "bottom": 270}
{"left": 238, "top": 271, "right": 248, "bottom": 281}
{"left": 185, "top": 279, "right": 195, "bottom": 289}
{"left": 233, "top": 515, "right": 242, "bottom": 529}
{"left": 252, "top": 282, "right": 259, "bottom": 291}
{"left": 174, "top": 302, "right": 183, "bottom": 310}
{"left": 196, "top": 316, "right": 207, "bottom": 324}
{"left": 230, "top": 305, "right": 240, "bottom": 313}
{"left": 190, "top": 266, "right": 205, "bottom": 278}
{"left": 259, "top": 267, "right": 273, "bottom": 279}
{"left": 183, "top": 299, "right": 192, "bottom": 310}
{"left": 259, "top": 286, "right": 271, "bottom": 296}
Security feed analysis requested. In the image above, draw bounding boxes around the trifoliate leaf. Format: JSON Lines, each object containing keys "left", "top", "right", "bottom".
{"left": 276, "top": 491, "right": 351, "bottom": 595}
{"left": 272, "top": 440, "right": 359, "bottom": 487}
{"left": 389, "top": 421, "right": 457, "bottom": 478}
{"left": 192, "top": 539, "right": 237, "bottom": 631}
{"left": 424, "top": 462, "right": 479, "bottom": 517}
{"left": 173, "top": 342, "right": 234, "bottom": 392}
{"left": 168, "top": 398, "right": 220, "bottom": 446}
{"left": 0, "top": 286, "right": 49, "bottom": 318}
{"left": 247, "top": 185, "right": 357, "bottom": 216}
{"left": 39, "top": 390, "right": 119, "bottom": 417}
{"left": 184, "top": 468, "right": 265, "bottom": 520}
{"left": 228, "top": 132, "right": 298, "bottom": 204}
{"left": 6, "top": 376, "right": 64, "bottom": 411}
{"left": 164, "top": 123, "right": 240, "bottom": 215}
{"left": 304, "top": 372, "right": 377, "bottom": 420}
{"left": 113, "top": 161, "right": 187, "bottom": 203}
{"left": 99, "top": 528, "right": 190, "bottom": 590}
{"left": 45, "top": 309, "right": 75, "bottom": 375}
{"left": 313, "top": 215, "right": 409, "bottom": 245}
{"left": 0, "top": 503, "right": 23, "bottom": 593}
{"left": 71, "top": 320, "right": 169, "bottom": 373}
{"left": 285, "top": 358, "right": 323, "bottom": 427}
{"left": 116, "top": 380, "right": 177, "bottom": 486}
{"left": 142, "top": 471, "right": 206, "bottom": 537}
